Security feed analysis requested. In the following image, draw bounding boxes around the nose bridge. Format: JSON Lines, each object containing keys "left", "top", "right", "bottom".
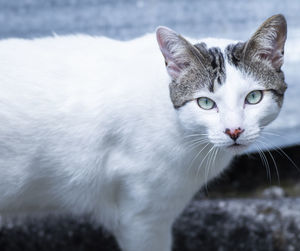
{"left": 219, "top": 86, "right": 243, "bottom": 128}
{"left": 218, "top": 77, "right": 245, "bottom": 130}
{"left": 222, "top": 101, "right": 245, "bottom": 141}
{"left": 219, "top": 67, "right": 246, "bottom": 138}
{"left": 223, "top": 108, "right": 243, "bottom": 129}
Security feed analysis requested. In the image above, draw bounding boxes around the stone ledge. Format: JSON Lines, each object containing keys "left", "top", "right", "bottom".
{"left": 1, "top": 198, "right": 300, "bottom": 251}
{"left": 174, "top": 198, "right": 300, "bottom": 251}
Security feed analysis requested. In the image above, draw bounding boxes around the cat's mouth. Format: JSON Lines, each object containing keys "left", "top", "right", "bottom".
{"left": 226, "top": 143, "right": 248, "bottom": 154}
{"left": 229, "top": 143, "right": 242, "bottom": 147}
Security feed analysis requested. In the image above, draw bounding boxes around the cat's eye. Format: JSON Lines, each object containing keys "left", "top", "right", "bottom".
{"left": 245, "top": 90, "right": 263, "bottom": 105}
{"left": 197, "top": 97, "right": 216, "bottom": 110}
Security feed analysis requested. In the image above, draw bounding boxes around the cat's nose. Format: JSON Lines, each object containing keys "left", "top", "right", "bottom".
{"left": 224, "top": 127, "right": 244, "bottom": 141}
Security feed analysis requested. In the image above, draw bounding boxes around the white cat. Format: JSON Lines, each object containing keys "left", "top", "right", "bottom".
{"left": 0, "top": 14, "right": 287, "bottom": 251}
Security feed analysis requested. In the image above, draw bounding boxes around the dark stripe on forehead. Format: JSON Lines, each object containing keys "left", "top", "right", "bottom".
{"left": 209, "top": 47, "right": 224, "bottom": 69}
{"left": 225, "top": 42, "right": 245, "bottom": 67}
{"left": 208, "top": 47, "right": 226, "bottom": 91}
{"left": 193, "top": 44, "right": 226, "bottom": 92}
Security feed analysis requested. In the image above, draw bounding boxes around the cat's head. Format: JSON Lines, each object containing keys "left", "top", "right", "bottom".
{"left": 156, "top": 14, "right": 287, "bottom": 154}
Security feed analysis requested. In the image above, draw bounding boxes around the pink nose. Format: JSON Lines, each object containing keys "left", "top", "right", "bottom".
{"left": 224, "top": 127, "right": 244, "bottom": 141}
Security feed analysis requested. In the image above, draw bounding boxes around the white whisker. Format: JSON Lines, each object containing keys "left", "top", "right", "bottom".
{"left": 255, "top": 143, "right": 271, "bottom": 183}
{"left": 205, "top": 147, "right": 219, "bottom": 192}
{"left": 186, "top": 139, "right": 209, "bottom": 152}
{"left": 183, "top": 133, "right": 209, "bottom": 139}
{"left": 197, "top": 145, "right": 214, "bottom": 186}
{"left": 259, "top": 135, "right": 299, "bottom": 171}
{"left": 257, "top": 139, "right": 280, "bottom": 185}
{"left": 187, "top": 142, "right": 210, "bottom": 174}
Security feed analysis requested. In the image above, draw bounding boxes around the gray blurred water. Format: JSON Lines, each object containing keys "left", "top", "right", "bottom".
{"left": 0, "top": 0, "right": 299, "bottom": 41}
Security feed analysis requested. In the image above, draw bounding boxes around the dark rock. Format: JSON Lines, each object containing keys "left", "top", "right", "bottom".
{"left": 173, "top": 198, "right": 300, "bottom": 251}
{"left": 2, "top": 198, "right": 300, "bottom": 251}
{"left": 0, "top": 216, "right": 120, "bottom": 251}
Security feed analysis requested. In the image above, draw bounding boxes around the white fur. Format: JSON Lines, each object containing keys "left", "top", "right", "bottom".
{"left": 0, "top": 34, "right": 281, "bottom": 251}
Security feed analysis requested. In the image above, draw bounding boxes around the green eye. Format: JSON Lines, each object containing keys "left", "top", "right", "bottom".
{"left": 197, "top": 97, "right": 216, "bottom": 110}
{"left": 245, "top": 90, "right": 263, "bottom": 104}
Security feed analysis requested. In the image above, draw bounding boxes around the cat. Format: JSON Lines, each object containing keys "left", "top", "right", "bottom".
{"left": 0, "top": 14, "right": 287, "bottom": 251}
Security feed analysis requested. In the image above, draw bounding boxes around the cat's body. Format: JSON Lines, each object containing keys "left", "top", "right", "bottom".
{"left": 0, "top": 15, "right": 287, "bottom": 251}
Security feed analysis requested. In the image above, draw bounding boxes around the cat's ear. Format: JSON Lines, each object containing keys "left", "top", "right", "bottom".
{"left": 244, "top": 14, "right": 287, "bottom": 71}
{"left": 156, "top": 26, "right": 194, "bottom": 80}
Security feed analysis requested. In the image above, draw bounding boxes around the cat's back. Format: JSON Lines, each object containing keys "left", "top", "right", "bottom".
{"left": 0, "top": 34, "right": 163, "bottom": 95}
{"left": 0, "top": 34, "right": 173, "bottom": 165}
{"left": 0, "top": 34, "right": 170, "bottom": 119}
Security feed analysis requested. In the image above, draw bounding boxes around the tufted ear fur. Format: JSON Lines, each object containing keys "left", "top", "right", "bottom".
{"left": 156, "top": 26, "right": 203, "bottom": 81}
{"left": 244, "top": 14, "right": 287, "bottom": 71}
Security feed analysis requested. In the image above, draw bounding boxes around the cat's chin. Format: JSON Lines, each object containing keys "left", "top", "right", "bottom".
{"left": 223, "top": 143, "right": 249, "bottom": 155}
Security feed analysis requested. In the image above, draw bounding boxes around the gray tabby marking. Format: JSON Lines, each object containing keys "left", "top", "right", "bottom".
{"left": 168, "top": 14, "right": 287, "bottom": 108}
{"left": 225, "top": 42, "right": 287, "bottom": 107}
{"left": 170, "top": 44, "right": 226, "bottom": 108}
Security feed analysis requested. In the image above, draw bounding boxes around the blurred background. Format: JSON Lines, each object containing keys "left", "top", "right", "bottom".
{"left": 1, "top": 0, "right": 300, "bottom": 41}
{"left": 0, "top": 0, "right": 300, "bottom": 250}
